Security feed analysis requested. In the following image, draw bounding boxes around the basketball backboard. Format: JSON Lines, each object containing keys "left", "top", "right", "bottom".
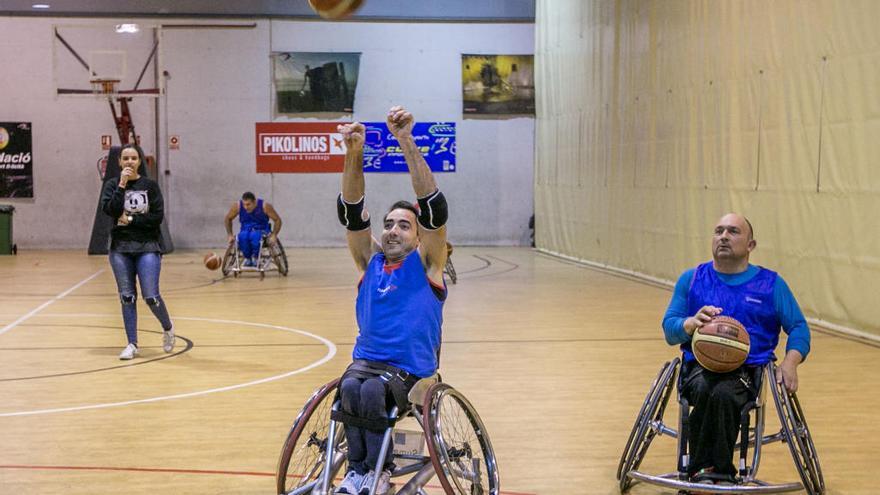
{"left": 53, "top": 23, "right": 163, "bottom": 97}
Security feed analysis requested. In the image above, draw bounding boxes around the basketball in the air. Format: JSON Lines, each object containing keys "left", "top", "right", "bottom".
{"left": 204, "top": 252, "right": 221, "bottom": 271}
{"left": 692, "top": 316, "right": 750, "bottom": 373}
{"left": 308, "top": 0, "right": 364, "bottom": 19}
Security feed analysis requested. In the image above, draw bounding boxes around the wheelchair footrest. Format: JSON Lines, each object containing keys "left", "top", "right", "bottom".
{"left": 627, "top": 471, "right": 803, "bottom": 494}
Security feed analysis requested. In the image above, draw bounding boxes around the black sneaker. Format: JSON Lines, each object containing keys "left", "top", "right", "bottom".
{"left": 692, "top": 469, "right": 736, "bottom": 485}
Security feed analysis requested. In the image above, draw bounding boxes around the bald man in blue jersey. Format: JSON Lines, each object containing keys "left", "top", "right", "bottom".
{"left": 662, "top": 213, "right": 811, "bottom": 486}
{"left": 332, "top": 106, "right": 449, "bottom": 495}
{"left": 224, "top": 192, "right": 282, "bottom": 266}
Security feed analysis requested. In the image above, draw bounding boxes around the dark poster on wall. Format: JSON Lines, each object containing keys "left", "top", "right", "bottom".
{"left": 462, "top": 54, "right": 535, "bottom": 115}
{"left": 0, "top": 122, "right": 33, "bottom": 198}
{"left": 272, "top": 52, "right": 361, "bottom": 114}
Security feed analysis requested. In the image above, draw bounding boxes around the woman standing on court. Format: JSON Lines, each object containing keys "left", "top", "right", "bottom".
{"left": 100, "top": 144, "right": 175, "bottom": 360}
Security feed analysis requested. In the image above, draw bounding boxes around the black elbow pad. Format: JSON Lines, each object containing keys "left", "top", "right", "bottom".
{"left": 337, "top": 194, "right": 371, "bottom": 231}
{"left": 417, "top": 189, "right": 447, "bottom": 230}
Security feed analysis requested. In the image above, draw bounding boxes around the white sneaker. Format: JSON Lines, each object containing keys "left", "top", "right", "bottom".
{"left": 163, "top": 326, "right": 175, "bottom": 353}
{"left": 334, "top": 470, "right": 363, "bottom": 494}
{"left": 119, "top": 343, "right": 139, "bottom": 360}
{"left": 359, "top": 470, "right": 391, "bottom": 495}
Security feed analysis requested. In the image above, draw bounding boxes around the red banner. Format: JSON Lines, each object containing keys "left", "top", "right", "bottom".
{"left": 255, "top": 122, "right": 346, "bottom": 173}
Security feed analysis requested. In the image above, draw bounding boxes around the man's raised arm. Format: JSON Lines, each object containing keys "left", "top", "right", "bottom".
{"left": 337, "top": 122, "right": 373, "bottom": 272}
{"left": 386, "top": 106, "right": 448, "bottom": 278}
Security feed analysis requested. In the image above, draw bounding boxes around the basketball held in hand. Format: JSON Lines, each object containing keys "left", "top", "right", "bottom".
{"left": 308, "top": 0, "right": 364, "bottom": 19}
{"left": 204, "top": 253, "right": 221, "bottom": 271}
{"left": 692, "top": 316, "right": 750, "bottom": 373}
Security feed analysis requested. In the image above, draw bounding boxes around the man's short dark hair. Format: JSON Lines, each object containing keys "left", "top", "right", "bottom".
{"left": 384, "top": 200, "right": 418, "bottom": 223}
{"left": 242, "top": 191, "right": 256, "bottom": 201}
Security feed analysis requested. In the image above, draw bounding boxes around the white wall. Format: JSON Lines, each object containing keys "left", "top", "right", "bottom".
{"left": 0, "top": 17, "right": 159, "bottom": 249}
{"left": 0, "top": 16, "right": 535, "bottom": 249}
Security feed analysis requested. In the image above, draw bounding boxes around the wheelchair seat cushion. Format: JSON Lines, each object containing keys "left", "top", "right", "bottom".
{"left": 407, "top": 373, "right": 440, "bottom": 405}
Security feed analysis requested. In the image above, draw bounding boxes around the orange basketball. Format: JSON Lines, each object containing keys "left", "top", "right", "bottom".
{"left": 308, "top": 0, "right": 364, "bottom": 19}
{"left": 203, "top": 252, "right": 221, "bottom": 271}
{"left": 692, "top": 316, "right": 750, "bottom": 373}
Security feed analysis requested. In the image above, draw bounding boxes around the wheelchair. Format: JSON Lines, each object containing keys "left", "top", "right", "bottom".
{"left": 444, "top": 242, "right": 457, "bottom": 285}
{"left": 221, "top": 231, "right": 288, "bottom": 279}
{"left": 617, "top": 357, "right": 824, "bottom": 495}
{"left": 276, "top": 375, "right": 499, "bottom": 495}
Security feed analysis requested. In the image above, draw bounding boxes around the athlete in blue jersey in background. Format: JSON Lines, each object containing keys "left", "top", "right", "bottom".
{"left": 662, "top": 213, "right": 811, "bottom": 485}
{"left": 223, "top": 192, "right": 282, "bottom": 266}
{"left": 332, "top": 106, "right": 449, "bottom": 495}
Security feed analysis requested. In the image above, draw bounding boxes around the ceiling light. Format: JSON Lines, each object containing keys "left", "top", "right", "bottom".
{"left": 115, "top": 24, "right": 140, "bottom": 34}
{"left": 32, "top": 3, "right": 51, "bottom": 8}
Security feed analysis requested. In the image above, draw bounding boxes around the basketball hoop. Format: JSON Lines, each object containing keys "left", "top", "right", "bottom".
{"left": 90, "top": 78, "right": 120, "bottom": 96}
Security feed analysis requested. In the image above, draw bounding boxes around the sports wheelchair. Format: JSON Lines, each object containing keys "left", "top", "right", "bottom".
{"left": 276, "top": 375, "right": 499, "bottom": 495}
{"left": 617, "top": 357, "right": 824, "bottom": 494}
{"left": 443, "top": 242, "right": 457, "bottom": 285}
{"left": 221, "top": 231, "right": 288, "bottom": 279}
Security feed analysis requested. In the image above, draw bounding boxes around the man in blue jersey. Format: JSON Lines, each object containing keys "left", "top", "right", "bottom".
{"left": 224, "top": 192, "right": 282, "bottom": 266}
{"left": 332, "top": 106, "right": 448, "bottom": 495}
{"left": 662, "top": 213, "right": 811, "bottom": 485}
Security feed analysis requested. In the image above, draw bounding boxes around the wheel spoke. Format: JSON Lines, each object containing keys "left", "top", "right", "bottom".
{"left": 277, "top": 380, "right": 345, "bottom": 494}
{"left": 427, "top": 385, "right": 498, "bottom": 495}
{"left": 770, "top": 364, "right": 824, "bottom": 495}
{"left": 617, "top": 358, "right": 679, "bottom": 492}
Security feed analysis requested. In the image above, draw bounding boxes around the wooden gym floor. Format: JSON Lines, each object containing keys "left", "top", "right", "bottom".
{"left": 0, "top": 247, "right": 877, "bottom": 494}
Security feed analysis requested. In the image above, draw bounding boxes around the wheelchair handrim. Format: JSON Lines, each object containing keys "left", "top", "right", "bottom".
{"left": 769, "top": 370, "right": 825, "bottom": 495}
{"left": 425, "top": 383, "right": 500, "bottom": 495}
{"left": 618, "top": 357, "right": 678, "bottom": 491}
{"left": 276, "top": 378, "right": 341, "bottom": 494}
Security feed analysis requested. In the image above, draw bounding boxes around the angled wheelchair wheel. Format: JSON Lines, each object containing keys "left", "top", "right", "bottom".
{"left": 271, "top": 239, "right": 289, "bottom": 276}
{"left": 769, "top": 365, "right": 825, "bottom": 495}
{"left": 221, "top": 244, "right": 236, "bottom": 277}
{"left": 424, "top": 383, "right": 499, "bottom": 495}
{"left": 444, "top": 257, "right": 457, "bottom": 285}
{"left": 277, "top": 378, "right": 345, "bottom": 495}
{"left": 616, "top": 357, "right": 679, "bottom": 492}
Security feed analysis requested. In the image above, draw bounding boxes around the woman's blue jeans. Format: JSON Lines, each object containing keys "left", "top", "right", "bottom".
{"left": 108, "top": 251, "right": 172, "bottom": 345}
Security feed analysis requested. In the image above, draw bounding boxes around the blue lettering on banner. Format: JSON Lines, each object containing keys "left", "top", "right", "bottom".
{"left": 362, "top": 122, "right": 456, "bottom": 173}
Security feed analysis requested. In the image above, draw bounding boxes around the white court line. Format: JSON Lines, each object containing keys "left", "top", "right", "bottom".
{"left": 0, "top": 314, "right": 337, "bottom": 417}
{"left": 0, "top": 269, "right": 105, "bottom": 337}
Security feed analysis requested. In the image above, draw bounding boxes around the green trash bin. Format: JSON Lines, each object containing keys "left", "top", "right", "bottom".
{"left": 0, "top": 204, "right": 16, "bottom": 255}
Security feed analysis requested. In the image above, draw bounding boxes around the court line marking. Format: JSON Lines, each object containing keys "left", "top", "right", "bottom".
{"left": 0, "top": 269, "right": 104, "bottom": 337}
{"left": 0, "top": 252, "right": 493, "bottom": 299}
{"left": 0, "top": 314, "right": 336, "bottom": 417}
{"left": 0, "top": 332, "right": 195, "bottom": 382}
{"left": 537, "top": 249, "right": 880, "bottom": 348}
{"left": 465, "top": 255, "right": 518, "bottom": 279}
{"left": 0, "top": 465, "right": 537, "bottom": 495}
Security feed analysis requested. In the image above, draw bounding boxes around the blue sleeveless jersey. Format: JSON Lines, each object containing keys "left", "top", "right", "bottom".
{"left": 239, "top": 199, "right": 270, "bottom": 231}
{"left": 685, "top": 262, "right": 781, "bottom": 365}
{"left": 353, "top": 250, "right": 445, "bottom": 377}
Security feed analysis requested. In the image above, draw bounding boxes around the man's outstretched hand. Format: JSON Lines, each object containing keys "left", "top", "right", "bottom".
{"left": 387, "top": 106, "right": 414, "bottom": 140}
{"left": 338, "top": 122, "right": 365, "bottom": 150}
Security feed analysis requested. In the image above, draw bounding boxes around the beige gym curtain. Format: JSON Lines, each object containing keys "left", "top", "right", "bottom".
{"left": 535, "top": 0, "right": 880, "bottom": 337}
